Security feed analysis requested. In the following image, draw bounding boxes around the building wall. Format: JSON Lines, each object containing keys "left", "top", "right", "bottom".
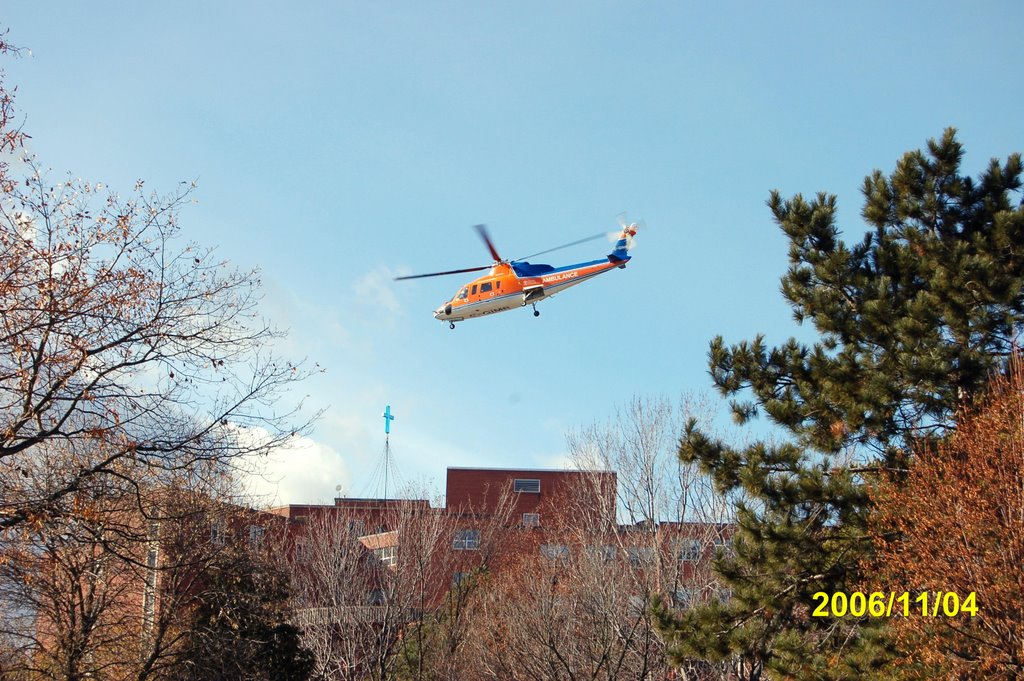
{"left": 275, "top": 468, "right": 730, "bottom": 610}
{"left": 445, "top": 467, "right": 616, "bottom": 528}
{"left": 269, "top": 498, "right": 432, "bottom": 537}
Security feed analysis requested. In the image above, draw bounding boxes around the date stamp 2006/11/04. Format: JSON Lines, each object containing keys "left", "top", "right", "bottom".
{"left": 811, "top": 591, "right": 978, "bottom": 618}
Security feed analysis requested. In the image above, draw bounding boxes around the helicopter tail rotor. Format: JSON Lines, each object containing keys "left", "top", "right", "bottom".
{"left": 612, "top": 213, "right": 644, "bottom": 245}
{"left": 608, "top": 216, "right": 641, "bottom": 262}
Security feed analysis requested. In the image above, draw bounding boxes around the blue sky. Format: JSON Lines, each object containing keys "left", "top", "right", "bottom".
{"left": 5, "top": 2, "right": 1023, "bottom": 504}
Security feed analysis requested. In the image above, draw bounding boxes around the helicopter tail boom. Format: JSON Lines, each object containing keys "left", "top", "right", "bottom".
{"left": 608, "top": 223, "right": 638, "bottom": 263}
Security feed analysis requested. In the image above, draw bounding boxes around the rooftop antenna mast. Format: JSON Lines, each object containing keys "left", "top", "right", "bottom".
{"left": 362, "top": 404, "right": 404, "bottom": 500}
{"left": 382, "top": 404, "right": 395, "bottom": 501}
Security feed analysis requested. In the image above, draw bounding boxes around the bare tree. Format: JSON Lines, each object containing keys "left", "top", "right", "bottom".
{"left": 0, "top": 161, "right": 316, "bottom": 532}
{"left": 0, "top": 105, "right": 314, "bottom": 681}
{"left": 0, "top": 30, "right": 27, "bottom": 194}
{"left": 0, "top": 502, "right": 146, "bottom": 680}
{"left": 0, "top": 466, "right": 292, "bottom": 681}
{"left": 283, "top": 487, "right": 517, "bottom": 681}
{"left": 397, "top": 486, "right": 516, "bottom": 681}
{"left": 566, "top": 395, "right": 733, "bottom": 591}
{"left": 471, "top": 393, "right": 737, "bottom": 679}
{"left": 567, "top": 395, "right": 732, "bottom": 526}
{"left": 468, "top": 517, "right": 672, "bottom": 681}
{"left": 0, "top": 165, "right": 315, "bottom": 677}
{"left": 287, "top": 508, "right": 407, "bottom": 681}
{"left": 0, "top": 32, "right": 316, "bottom": 681}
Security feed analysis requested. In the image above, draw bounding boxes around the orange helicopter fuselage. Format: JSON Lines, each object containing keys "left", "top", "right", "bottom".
{"left": 433, "top": 256, "right": 628, "bottom": 324}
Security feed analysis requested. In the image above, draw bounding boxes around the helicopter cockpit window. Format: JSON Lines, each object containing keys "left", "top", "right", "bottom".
{"left": 457, "top": 287, "right": 468, "bottom": 300}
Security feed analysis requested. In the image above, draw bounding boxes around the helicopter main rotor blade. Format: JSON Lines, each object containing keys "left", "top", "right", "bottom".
{"left": 475, "top": 224, "right": 503, "bottom": 262}
{"left": 513, "top": 232, "right": 607, "bottom": 262}
{"left": 394, "top": 265, "right": 492, "bottom": 281}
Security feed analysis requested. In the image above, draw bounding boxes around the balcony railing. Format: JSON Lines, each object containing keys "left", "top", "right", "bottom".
{"left": 294, "top": 605, "right": 417, "bottom": 626}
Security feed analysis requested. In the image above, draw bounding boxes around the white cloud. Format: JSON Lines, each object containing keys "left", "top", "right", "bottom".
{"left": 352, "top": 266, "right": 404, "bottom": 317}
{"left": 242, "top": 434, "right": 351, "bottom": 507}
{"left": 537, "top": 451, "right": 577, "bottom": 470}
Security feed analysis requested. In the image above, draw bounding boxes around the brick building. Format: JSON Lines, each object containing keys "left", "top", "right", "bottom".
{"left": 18, "top": 467, "right": 730, "bottom": 678}
{"left": 272, "top": 466, "right": 728, "bottom": 606}
{"left": 444, "top": 466, "right": 616, "bottom": 527}
{"left": 270, "top": 467, "right": 616, "bottom": 531}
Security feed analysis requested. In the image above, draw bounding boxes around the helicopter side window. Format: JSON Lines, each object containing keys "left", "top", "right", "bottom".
{"left": 457, "top": 287, "right": 468, "bottom": 300}
{"left": 471, "top": 285, "right": 477, "bottom": 295}
{"left": 480, "top": 282, "right": 493, "bottom": 293}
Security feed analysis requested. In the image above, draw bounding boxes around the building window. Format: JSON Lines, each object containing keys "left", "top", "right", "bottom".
{"left": 368, "top": 589, "right": 386, "bottom": 605}
{"left": 513, "top": 478, "right": 541, "bottom": 493}
{"left": 210, "top": 520, "right": 226, "bottom": 546}
{"left": 452, "top": 572, "right": 468, "bottom": 587}
{"left": 522, "top": 513, "right": 540, "bottom": 528}
{"left": 248, "top": 525, "right": 265, "bottom": 548}
{"left": 453, "top": 529, "right": 481, "bottom": 550}
{"left": 585, "top": 544, "right": 617, "bottom": 562}
{"left": 540, "top": 544, "right": 570, "bottom": 561}
{"left": 673, "top": 587, "right": 698, "bottom": 609}
{"left": 678, "top": 539, "right": 701, "bottom": 562}
{"left": 347, "top": 519, "right": 365, "bottom": 536}
{"left": 142, "top": 526, "right": 159, "bottom": 631}
{"left": 627, "top": 546, "right": 655, "bottom": 566}
{"left": 374, "top": 545, "right": 397, "bottom": 566}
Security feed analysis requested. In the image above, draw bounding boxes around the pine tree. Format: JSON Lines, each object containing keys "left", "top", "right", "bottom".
{"left": 180, "top": 541, "right": 314, "bottom": 681}
{"left": 655, "top": 129, "right": 1024, "bottom": 678}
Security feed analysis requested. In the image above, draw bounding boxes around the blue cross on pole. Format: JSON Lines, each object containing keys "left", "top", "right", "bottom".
{"left": 382, "top": 405, "right": 395, "bottom": 435}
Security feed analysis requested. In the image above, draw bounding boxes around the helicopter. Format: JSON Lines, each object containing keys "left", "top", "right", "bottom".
{"left": 395, "top": 219, "right": 638, "bottom": 329}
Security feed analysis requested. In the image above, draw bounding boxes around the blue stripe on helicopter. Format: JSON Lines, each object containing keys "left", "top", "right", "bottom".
{"left": 512, "top": 257, "right": 612, "bottom": 277}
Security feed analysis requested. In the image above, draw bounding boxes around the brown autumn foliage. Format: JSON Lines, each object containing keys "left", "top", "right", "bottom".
{"left": 0, "top": 481, "right": 269, "bottom": 680}
{"left": 0, "top": 30, "right": 26, "bottom": 193}
{"left": 0, "top": 26, "right": 315, "bottom": 536}
{"left": 0, "top": 162, "right": 315, "bottom": 532}
{"left": 868, "top": 358, "right": 1024, "bottom": 679}
{"left": 0, "top": 28, "right": 315, "bottom": 680}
